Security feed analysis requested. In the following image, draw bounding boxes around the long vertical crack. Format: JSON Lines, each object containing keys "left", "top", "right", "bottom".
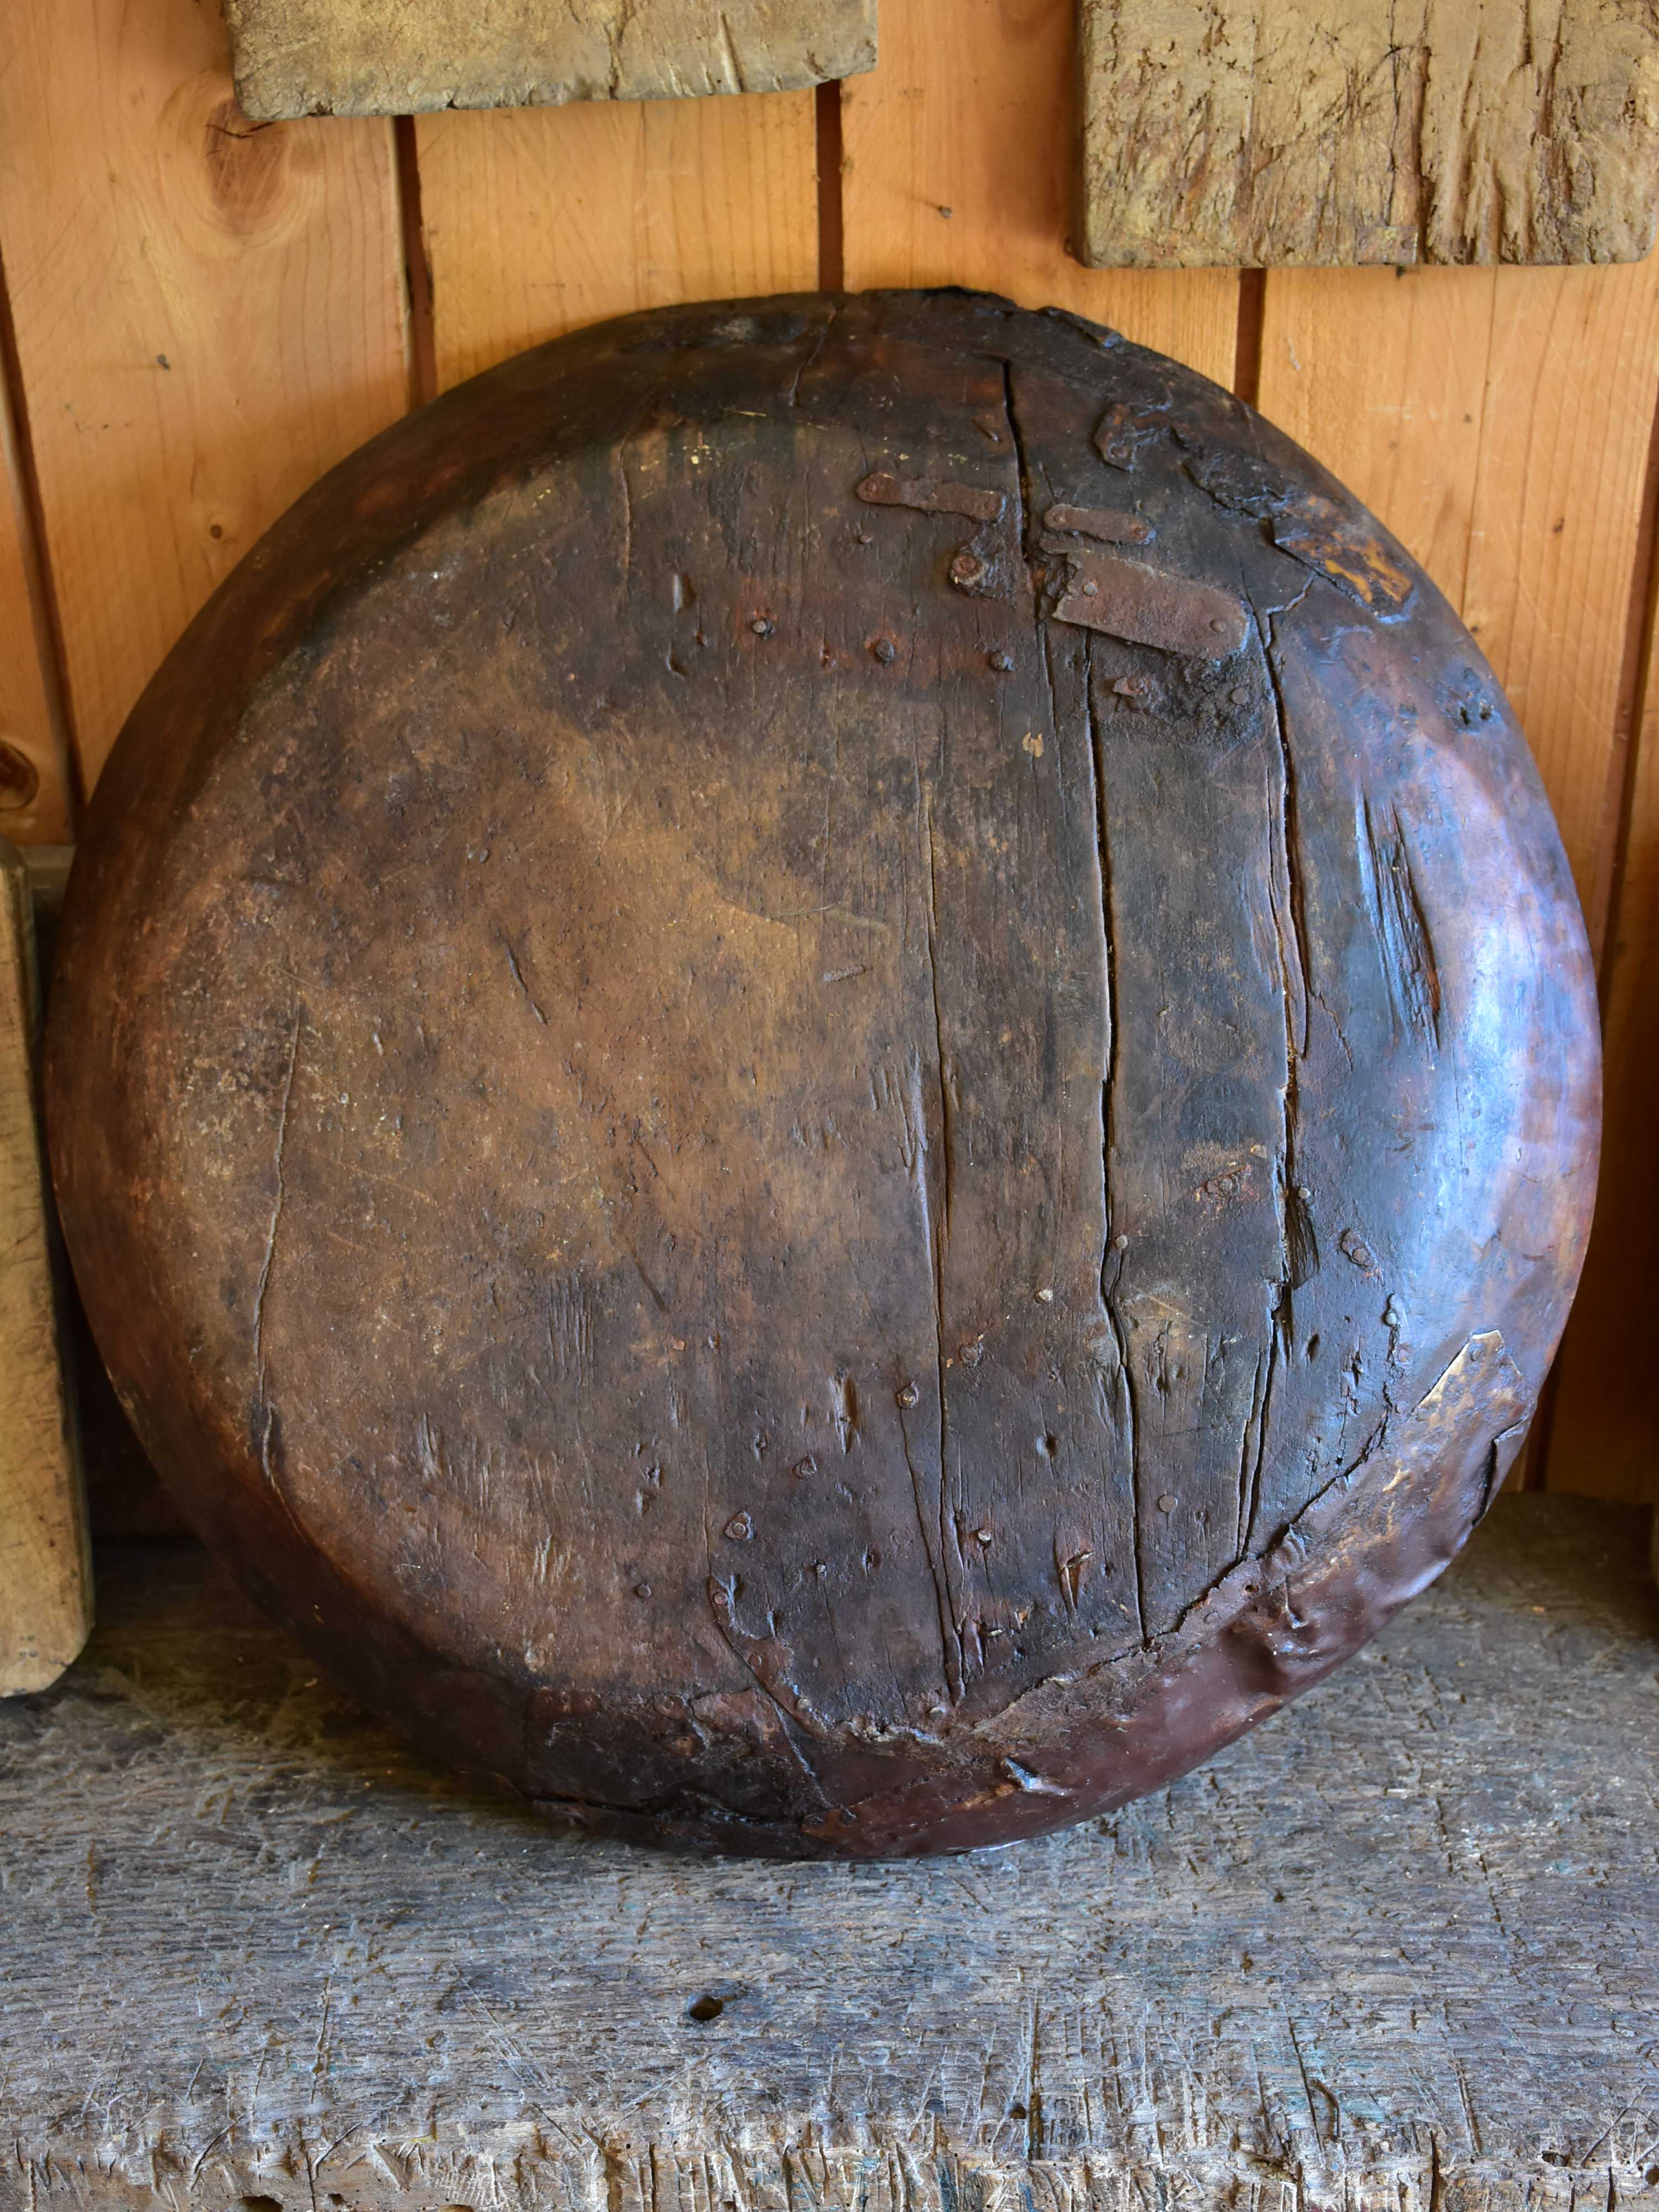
{"left": 1003, "top": 351, "right": 1146, "bottom": 1642}
{"left": 916, "top": 780, "right": 964, "bottom": 1703}
{"left": 1250, "top": 582, "right": 1316, "bottom": 1546}
{"left": 1085, "top": 660, "right": 1145, "bottom": 1646}
{"left": 252, "top": 1010, "right": 302, "bottom": 1416}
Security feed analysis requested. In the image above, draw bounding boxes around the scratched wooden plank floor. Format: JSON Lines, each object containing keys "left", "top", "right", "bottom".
{"left": 2, "top": 1494, "right": 1656, "bottom": 2211}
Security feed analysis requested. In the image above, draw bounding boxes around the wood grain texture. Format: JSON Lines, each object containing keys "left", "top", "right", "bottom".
{"left": 1078, "top": 0, "right": 1659, "bottom": 269}
{"left": 45, "top": 293, "right": 1598, "bottom": 1854}
{"left": 0, "top": 840, "right": 90, "bottom": 1694}
{"left": 1, "top": 1496, "right": 1655, "bottom": 2199}
{"left": 0, "top": 325, "right": 72, "bottom": 845}
{"left": 418, "top": 91, "right": 820, "bottom": 389}
{"left": 0, "top": 0, "right": 411, "bottom": 790}
{"left": 1545, "top": 588, "right": 1659, "bottom": 1501}
{"left": 227, "top": 0, "right": 876, "bottom": 119}
{"left": 1256, "top": 259, "right": 1659, "bottom": 953}
{"left": 841, "top": 0, "right": 1239, "bottom": 384}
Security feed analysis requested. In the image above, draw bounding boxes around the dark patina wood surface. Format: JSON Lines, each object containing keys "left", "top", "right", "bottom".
{"left": 45, "top": 291, "right": 1600, "bottom": 1855}
{"left": 2, "top": 1497, "right": 1656, "bottom": 2208}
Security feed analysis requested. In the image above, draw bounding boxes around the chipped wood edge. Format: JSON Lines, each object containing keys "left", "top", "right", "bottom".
{"left": 5, "top": 2132, "right": 1653, "bottom": 2212}
{"left": 0, "top": 837, "right": 90, "bottom": 1694}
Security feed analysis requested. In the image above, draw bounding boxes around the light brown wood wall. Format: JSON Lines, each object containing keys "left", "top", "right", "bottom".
{"left": 1, "top": 0, "right": 1652, "bottom": 1498}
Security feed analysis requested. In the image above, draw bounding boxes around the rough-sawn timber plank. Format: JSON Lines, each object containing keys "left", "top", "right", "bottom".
{"left": 1078, "top": 1, "right": 1659, "bottom": 268}
{"left": 1, "top": 1497, "right": 1655, "bottom": 2204}
{"left": 227, "top": 0, "right": 878, "bottom": 119}
{"left": 0, "top": 840, "right": 90, "bottom": 1693}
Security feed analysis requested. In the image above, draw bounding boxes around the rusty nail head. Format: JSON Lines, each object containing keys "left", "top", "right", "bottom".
{"left": 988, "top": 649, "right": 1014, "bottom": 672}
{"left": 751, "top": 617, "right": 775, "bottom": 637}
{"left": 725, "top": 1512, "right": 754, "bottom": 1541}
{"left": 871, "top": 637, "right": 897, "bottom": 664}
{"left": 896, "top": 1381, "right": 920, "bottom": 1408}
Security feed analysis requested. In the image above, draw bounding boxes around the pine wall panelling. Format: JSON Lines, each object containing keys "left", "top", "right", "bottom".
{"left": 0, "top": 0, "right": 1653, "bottom": 1497}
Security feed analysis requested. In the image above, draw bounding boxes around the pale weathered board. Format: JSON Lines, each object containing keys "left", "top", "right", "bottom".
{"left": 227, "top": 0, "right": 877, "bottom": 120}
{"left": 0, "top": 321, "right": 72, "bottom": 846}
{"left": 0, "top": 839, "right": 89, "bottom": 1693}
{"left": 1, "top": 1495, "right": 1655, "bottom": 2204}
{"left": 1078, "top": 0, "right": 1659, "bottom": 269}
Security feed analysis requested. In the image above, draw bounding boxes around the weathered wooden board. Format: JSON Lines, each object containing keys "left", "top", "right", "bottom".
{"left": 1078, "top": 1, "right": 1659, "bottom": 269}
{"left": 0, "top": 839, "right": 90, "bottom": 1694}
{"left": 842, "top": 0, "right": 1239, "bottom": 381}
{"left": 0, "top": 0, "right": 411, "bottom": 791}
{"left": 1, "top": 1496, "right": 1655, "bottom": 2204}
{"left": 227, "top": 0, "right": 877, "bottom": 121}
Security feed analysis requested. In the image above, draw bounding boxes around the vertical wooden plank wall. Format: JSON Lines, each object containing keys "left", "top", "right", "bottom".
{"left": 838, "top": 0, "right": 1238, "bottom": 384}
{"left": 0, "top": 0, "right": 411, "bottom": 789}
{"left": 416, "top": 95, "right": 820, "bottom": 389}
{"left": 0, "top": 0, "right": 1653, "bottom": 1496}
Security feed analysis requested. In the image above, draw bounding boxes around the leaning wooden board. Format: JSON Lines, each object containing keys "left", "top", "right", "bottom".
{"left": 1078, "top": 0, "right": 1659, "bottom": 268}
{"left": 0, "top": 1496, "right": 1655, "bottom": 2206}
{"left": 0, "top": 839, "right": 90, "bottom": 1693}
{"left": 227, "top": 0, "right": 878, "bottom": 118}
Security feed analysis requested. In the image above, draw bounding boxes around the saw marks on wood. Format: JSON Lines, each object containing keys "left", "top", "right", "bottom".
{"left": 1, "top": 1500, "right": 1656, "bottom": 2199}
{"left": 226, "top": 0, "right": 877, "bottom": 121}
{"left": 0, "top": 841, "right": 89, "bottom": 1694}
{"left": 1078, "top": 0, "right": 1659, "bottom": 269}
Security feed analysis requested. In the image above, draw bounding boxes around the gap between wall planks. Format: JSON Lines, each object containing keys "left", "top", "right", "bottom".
{"left": 0, "top": 270, "right": 74, "bottom": 848}
{"left": 1546, "top": 521, "right": 1659, "bottom": 1501}
{"left": 838, "top": 0, "right": 1238, "bottom": 387}
{"left": 0, "top": 0, "right": 413, "bottom": 792}
{"left": 1253, "top": 263, "right": 1659, "bottom": 1502}
{"left": 414, "top": 91, "right": 820, "bottom": 391}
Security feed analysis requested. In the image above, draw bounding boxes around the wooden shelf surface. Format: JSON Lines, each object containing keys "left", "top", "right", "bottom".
{"left": 2, "top": 1495, "right": 1657, "bottom": 2211}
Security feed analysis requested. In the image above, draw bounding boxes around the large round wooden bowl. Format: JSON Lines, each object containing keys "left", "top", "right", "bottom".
{"left": 46, "top": 291, "right": 1600, "bottom": 1856}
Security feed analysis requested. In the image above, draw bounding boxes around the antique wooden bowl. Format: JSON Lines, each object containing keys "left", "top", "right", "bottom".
{"left": 47, "top": 291, "right": 1600, "bottom": 1855}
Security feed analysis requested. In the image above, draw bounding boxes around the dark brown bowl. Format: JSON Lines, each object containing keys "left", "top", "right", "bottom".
{"left": 46, "top": 290, "right": 1600, "bottom": 1855}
